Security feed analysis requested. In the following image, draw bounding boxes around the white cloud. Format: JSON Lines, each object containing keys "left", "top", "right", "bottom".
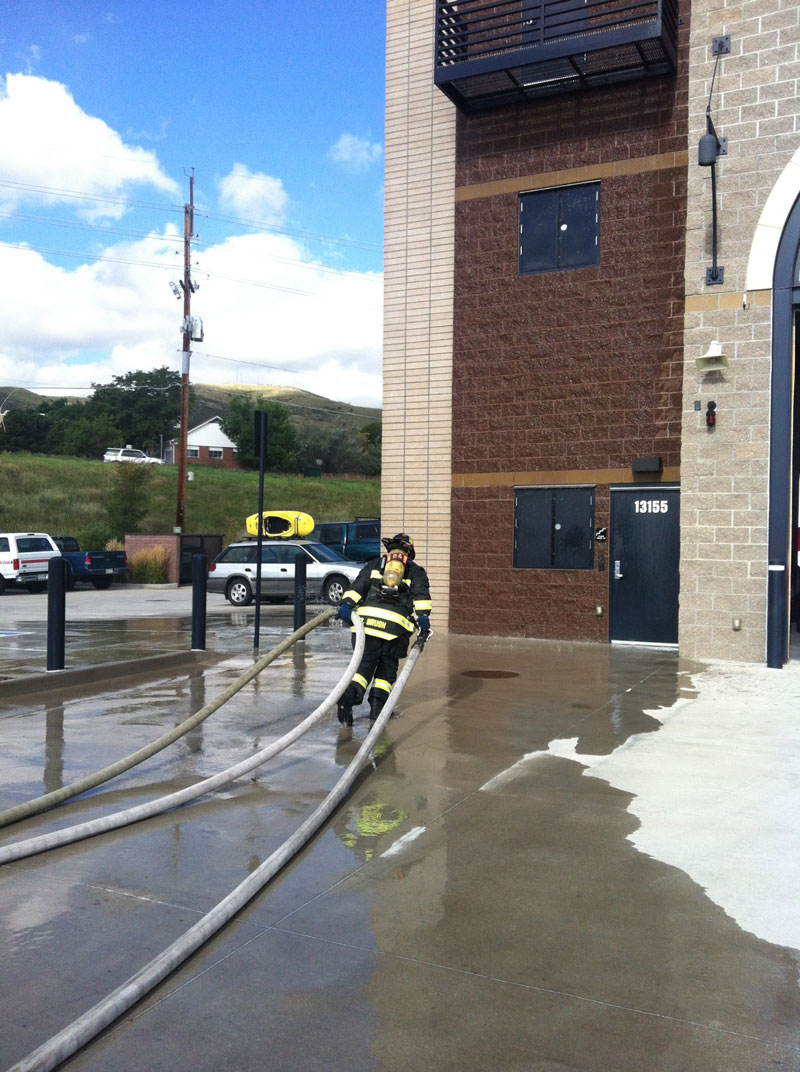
{"left": 0, "top": 73, "right": 179, "bottom": 219}
{"left": 328, "top": 133, "right": 382, "bottom": 172}
{"left": 0, "top": 230, "right": 383, "bottom": 408}
{"left": 217, "top": 164, "right": 288, "bottom": 224}
{"left": 0, "top": 75, "right": 383, "bottom": 410}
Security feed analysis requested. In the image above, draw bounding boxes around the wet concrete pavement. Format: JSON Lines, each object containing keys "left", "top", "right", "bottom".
{"left": 1, "top": 588, "right": 799, "bottom": 1070}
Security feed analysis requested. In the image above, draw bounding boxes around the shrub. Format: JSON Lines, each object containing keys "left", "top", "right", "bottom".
{"left": 107, "top": 463, "right": 151, "bottom": 538}
{"left": 75, "top": 521, "right": 114, "bottom": 550}
{"left": 128, "top": 546, "right": 169, "bottom": 584}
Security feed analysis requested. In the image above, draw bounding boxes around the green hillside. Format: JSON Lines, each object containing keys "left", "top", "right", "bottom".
{"left": 0, "top": 453, "right": 380, "bottom": 547}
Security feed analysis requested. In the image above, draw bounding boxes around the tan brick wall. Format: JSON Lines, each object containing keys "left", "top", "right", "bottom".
{"left": 681, "top": 0, "right": 800, "bottom": 661}
{"left": 384, "top": 0, "right": 456, "bottom": 631}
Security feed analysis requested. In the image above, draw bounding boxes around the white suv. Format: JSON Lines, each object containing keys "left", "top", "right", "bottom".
{"left": 103, "top": 447, "right": 162, "bottom": 464}
{"left": 0, "top": 532, "right": 61, "bottom": 594}
{"left": 207, "top": 540, "right": 363, "bottom": 607}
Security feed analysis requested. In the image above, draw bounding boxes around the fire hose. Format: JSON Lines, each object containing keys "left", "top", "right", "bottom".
{"left": 5, "top": 628, "right": 431, "bottom": 1072}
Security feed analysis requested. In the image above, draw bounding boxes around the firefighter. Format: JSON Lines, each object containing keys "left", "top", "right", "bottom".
{"left": 335, "top": 533, "right": 431, "bottom": 725}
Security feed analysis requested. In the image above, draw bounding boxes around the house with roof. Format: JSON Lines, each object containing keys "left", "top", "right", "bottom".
{"left": 166, "top": 416, "right": 238, "bottom": 469}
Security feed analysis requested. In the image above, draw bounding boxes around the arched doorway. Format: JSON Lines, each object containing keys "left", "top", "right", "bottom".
{"left": 766, "top": 191, "right": 800, "bottom": 666}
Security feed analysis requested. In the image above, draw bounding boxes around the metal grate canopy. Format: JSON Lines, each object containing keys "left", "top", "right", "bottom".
{"left": 435, "top": 0, "right": 678, "bottom": 111}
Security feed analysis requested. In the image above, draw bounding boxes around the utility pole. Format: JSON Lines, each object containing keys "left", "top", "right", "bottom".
{"left": 175, "top": 171, "right": 194, "bottom": 533}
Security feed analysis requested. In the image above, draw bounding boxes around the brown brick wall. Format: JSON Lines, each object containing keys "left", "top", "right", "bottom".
{"left": 450, "top": 484, "right": 612, "bottom": 640}
{"left": 455, "top": 64, "right": 689, "bottom": 186}
{"left": 124, "top": 534, "right": 180, "bottom": 585}
{"left": 449, "top": 33, "right": 688, "bottom": 641}
{"left": 452, "top": 171, "right": 686, "bottom": 476}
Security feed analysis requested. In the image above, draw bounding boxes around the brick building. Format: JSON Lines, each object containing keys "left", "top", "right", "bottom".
{"left": 383, "top": 0, "right": 800, "bottom": 666}
{"left": 166, "top": 417, "right": 238, "bottom": 470}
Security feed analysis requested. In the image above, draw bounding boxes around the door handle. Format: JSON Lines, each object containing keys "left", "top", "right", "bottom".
{"left": 614, "top": 560, "right": 623, "bottom": 580}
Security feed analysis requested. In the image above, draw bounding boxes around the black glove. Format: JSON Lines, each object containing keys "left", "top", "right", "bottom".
{"left": 417, "top": 613, "right": 430, "bottom": 632}
{"left": 337, "top": 602, "right": 353, "bottom": 623}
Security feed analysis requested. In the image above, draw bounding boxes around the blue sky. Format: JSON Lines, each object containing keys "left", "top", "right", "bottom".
{"left": 0, "top": 1, "right": 386, "bottom": 407}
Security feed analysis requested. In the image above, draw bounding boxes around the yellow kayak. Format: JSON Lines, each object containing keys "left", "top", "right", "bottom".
{"left": 245, "top": 511, "right": 315, "bottom": 538}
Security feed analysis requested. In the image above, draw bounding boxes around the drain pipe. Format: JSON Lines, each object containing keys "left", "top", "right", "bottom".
{"left": 6, "top": 631, "right": 430, "bottom": 1072}
{"left": 0, "top": 617, "right": 365, "bottom": 864}
{"left": 0, "top": 608, "right": 334, "bottom": 830}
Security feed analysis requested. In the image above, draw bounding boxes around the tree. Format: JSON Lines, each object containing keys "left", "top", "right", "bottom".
{"left": 63, "top": 415, "right": 123, "bottom": 460}
{"left": 220, "top": 395, "right": 299, "bottom": 471}
{"left": 87, "top": 367, "right": 186, "bottom": 456}
{"left": 106, "top": 463, "right": 152, "bottom": 538}
{"left": 357, "top": 421, "right": 382, "bottom": 476}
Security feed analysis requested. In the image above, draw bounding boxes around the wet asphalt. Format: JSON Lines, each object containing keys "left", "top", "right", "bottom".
{"left": 1, "top": 585, "right": 799, "bottom": 1071}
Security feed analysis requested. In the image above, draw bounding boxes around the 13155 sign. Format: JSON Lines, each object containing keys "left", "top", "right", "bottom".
{"left": 634, "top": 500, "right": 669, "bottom": 513}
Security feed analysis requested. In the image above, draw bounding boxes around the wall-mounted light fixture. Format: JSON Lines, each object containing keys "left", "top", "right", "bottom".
{"left": 698, "top": 35, "right": 730, "bottom": 286}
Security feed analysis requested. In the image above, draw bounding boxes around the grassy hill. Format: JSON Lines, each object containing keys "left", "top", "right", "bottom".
{"left": 190, "top": 382, "right": 380, "bottom": 437}
{"left": 1, "top": 382, "right": 381, "bottom": 466}
{"left": 0, "top": 453, "right": 380, "bottom": 547}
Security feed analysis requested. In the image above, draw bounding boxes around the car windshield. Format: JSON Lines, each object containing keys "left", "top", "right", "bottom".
{"left": 303, "top": 542, "right": 349, "bottom": 563}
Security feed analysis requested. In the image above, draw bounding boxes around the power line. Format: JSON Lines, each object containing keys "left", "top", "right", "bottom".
{"left": 0, "top": 178, "right": 381, "bottom": 253}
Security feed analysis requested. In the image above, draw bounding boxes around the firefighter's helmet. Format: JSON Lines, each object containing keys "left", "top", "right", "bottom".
{"left": 382, "top": 532, "right": 415, "bottom": 559}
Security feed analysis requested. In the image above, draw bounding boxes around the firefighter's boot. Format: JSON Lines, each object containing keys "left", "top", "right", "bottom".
{"left": 368, "top": 693, "right": 387, "bottom": 722}
{"left": 337, "top": 686, "right": 356, "bottom": 727}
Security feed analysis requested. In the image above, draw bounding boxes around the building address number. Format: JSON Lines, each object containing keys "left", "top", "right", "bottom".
{"left": 634, "top": 500, "right": 669, "bottom": 513}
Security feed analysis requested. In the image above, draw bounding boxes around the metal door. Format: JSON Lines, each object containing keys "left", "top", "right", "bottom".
{"left": 609, "top": 486, "right": 680, "bottom": 644}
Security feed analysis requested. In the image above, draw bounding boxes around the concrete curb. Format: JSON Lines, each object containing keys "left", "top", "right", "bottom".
{"left": 0, "top": 650, "right": 221, "bottom": 700}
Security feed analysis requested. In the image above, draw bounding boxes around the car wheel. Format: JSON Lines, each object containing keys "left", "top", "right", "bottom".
{"left": 0, "top": 575, "right": 5, "bottom": 595}
{"left": 65, "top": 568, "right": 77, "bottom": 591}
{"left": 91, "top": 577, "right": 113, "bottom": 590}
{"left": 226, "top": 577, "right": 253, "bottom": 606}
{"left": 25, "top": 582, "right": 47, "bottom": 594}
{"left": 323, "top": 574, "right": 348, "bottom": 606}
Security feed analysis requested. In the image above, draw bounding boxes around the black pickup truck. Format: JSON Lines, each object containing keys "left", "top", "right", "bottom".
{"left": 53, "top": 537, "right": 128, "bottom": 590}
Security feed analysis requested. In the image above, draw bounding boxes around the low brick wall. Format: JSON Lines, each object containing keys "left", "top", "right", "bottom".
{"left": 125, "top": 534, "right": 180, "bottom": 585}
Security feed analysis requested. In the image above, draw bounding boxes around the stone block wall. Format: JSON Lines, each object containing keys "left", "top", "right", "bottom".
{"left": 681, "top": 0, "right": 800, "bottom": 661}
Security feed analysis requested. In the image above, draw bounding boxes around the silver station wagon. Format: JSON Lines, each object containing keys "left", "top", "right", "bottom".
{"left": 207, "top": 539, "right": 363, "bottom": 607}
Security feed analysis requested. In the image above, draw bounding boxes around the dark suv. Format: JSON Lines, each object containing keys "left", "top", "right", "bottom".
{"left": 311, "top": 520, "right": 380, "bottom": 562}
{"left": 207, "top": 539, "right": 363, "bottom": 607}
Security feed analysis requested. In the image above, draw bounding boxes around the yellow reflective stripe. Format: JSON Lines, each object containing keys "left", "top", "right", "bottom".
{"left": 373, "top": 678, "right": 392, "bottom": 695}
{"left": 370, "top": 570, "right": 383, "bottom": 580}
{"left": 413, "top": 599, "right": 432, "bottom": 611}
{"left": 356, "top": 606, "right": 414, "bottom": 632}
{"left": 363, "top": 626, "right": 397, "bottom": 641}
{"left": 353, "top": 673, "right": 369, "bottom": 689}
{"left": 343, "top": 590, "right": 362, "bottom": 604}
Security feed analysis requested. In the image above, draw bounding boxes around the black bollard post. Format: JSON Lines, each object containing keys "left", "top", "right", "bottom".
{"left": 191, "top": 553, "right": 207, "bottom": 651}
{"left": 293, "top": 550, "right": 307, "bottom": 635}
{"left": 46, "top": 557, "right": 67, "bottom": 672}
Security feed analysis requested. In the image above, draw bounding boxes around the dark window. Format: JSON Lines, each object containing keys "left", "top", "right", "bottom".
{"left": 16, "top": 537, "right": 54, "bottom": 552}
{"left": 0, "top": 538, "right": 9, "bottom": 553}
{"left": 219, "top": 545, "right": 256, "bottom": 564}
{"left": 354, "top": 524, "right": 378, "bottom": 539}
{"left": 514, "top": 487, "right": 595, "bottom": 569}
{"left": 519, "top": 184, "right": 600, "bottom": 274}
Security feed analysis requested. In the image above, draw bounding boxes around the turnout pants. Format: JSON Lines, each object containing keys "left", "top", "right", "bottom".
{"left": 347, "top": 633, "right": 408, "bottom": 713}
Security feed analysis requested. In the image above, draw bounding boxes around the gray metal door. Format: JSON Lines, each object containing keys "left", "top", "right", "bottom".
{"left": 609, "top": 486, "right": 680, "bottom": 644}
